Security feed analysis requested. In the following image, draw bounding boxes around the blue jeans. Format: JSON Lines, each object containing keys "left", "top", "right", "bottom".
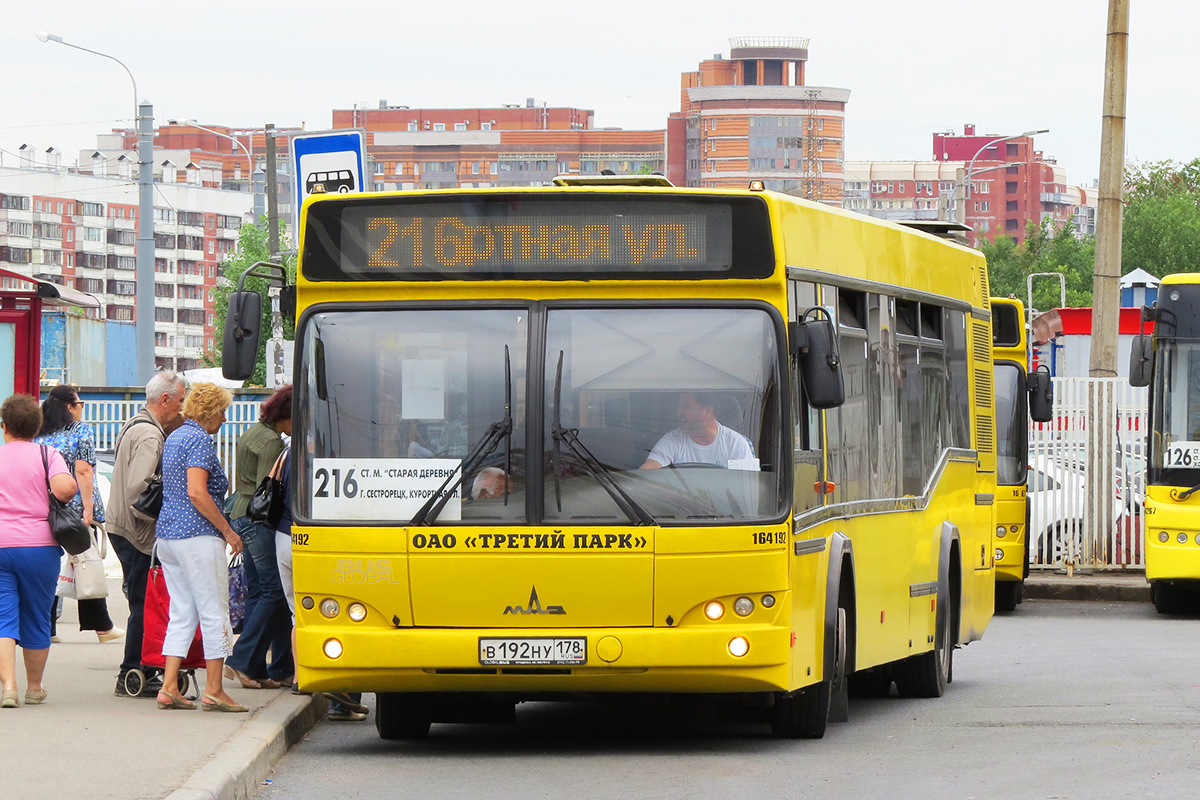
{"left": 226, "top": 517, "right": 293, "bottom": 680}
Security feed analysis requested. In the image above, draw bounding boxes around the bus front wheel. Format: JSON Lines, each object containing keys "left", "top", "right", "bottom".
{"left": 995, "top": 580, "right": 1022, "bottom": 613}
{"left": 1152, "top": 582, "right": 1184, "bottom": 615}
{"left": 375, "top": 693, "right": 432, "bottom": 740}
{"left": 895, "top": 591, "right": 953, "bottom": 698}
{"left": 771, "top": 681, "right": 830, "bottom": 739}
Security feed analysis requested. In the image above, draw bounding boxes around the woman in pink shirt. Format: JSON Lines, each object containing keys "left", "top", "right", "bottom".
{"left": 0, "top": 394, "right": 78, "bottom": 708}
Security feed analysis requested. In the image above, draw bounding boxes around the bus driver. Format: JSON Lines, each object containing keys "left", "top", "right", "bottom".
{"left": 640, "top": 392, "right": 755, "bottom": 470}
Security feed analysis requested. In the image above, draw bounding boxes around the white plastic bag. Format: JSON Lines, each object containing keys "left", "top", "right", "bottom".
{"left": 58, "top": 524, "right": 109, "bottom": 600}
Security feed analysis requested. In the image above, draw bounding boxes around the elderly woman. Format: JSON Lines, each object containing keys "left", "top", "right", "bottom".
{"left": 224, "top": 385, "right": 293, "bottom": 689}
{"left": 154, "top": 383, "right": 245, "bottom": 712}
{"left": 0, "top": 394, "right": 78, "bottom": 708}
{"left": 36, "top": 384, "right": 123, "bottom": 643}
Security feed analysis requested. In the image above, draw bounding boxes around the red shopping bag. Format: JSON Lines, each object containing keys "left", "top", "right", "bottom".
{"left": 142, "top": 564, "right": 205, "bottom": 670}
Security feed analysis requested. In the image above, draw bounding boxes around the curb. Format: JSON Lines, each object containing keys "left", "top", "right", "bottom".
{"left": 166, "top": 693, "right": 327, "bottom": 800}
{"left": 1022, "top": 579, "right": 1150, "bottom": 603}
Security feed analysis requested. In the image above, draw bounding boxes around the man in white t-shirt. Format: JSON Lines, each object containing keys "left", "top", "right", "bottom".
{"left": 640, "top": 392, "right": 755, "bottom": 470}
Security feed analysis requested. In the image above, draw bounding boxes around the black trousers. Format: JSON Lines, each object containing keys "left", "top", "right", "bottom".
{"left": 110, "top": 534, "right": 153, "bottom": 675}
{"left": 50, "top": 594, "right": 114, "bottom": 635}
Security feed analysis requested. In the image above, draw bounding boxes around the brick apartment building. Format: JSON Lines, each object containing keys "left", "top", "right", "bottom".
{"left": 0, "top": 161, "right": 251, "bottom": 372}
{"left": 329, "top": 100, "right": 664, "bottom": 189}
{"left": 845, "top": 125, "right": 1094, "bottom": 246}
{"left": 666, "top": 37, "right": 849, "bottom": 202}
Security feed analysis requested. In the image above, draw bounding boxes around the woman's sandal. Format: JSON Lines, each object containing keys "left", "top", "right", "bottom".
{"left": 156, "top": 692, "right": 196, "bottom": 710}
{"left": 223, "top": 665, "right": 262, "bottom": 689}
{"left": 201, "top": 693, "right": 248, "bottom": 713}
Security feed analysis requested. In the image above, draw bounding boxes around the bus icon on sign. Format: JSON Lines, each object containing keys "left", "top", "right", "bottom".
{"left": 307, "top": 170, "right": 356, "bottom": 194}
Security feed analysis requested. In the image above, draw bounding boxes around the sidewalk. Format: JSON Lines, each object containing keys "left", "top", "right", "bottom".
{"left": 0, "top": 567, "right": 1152, "bottom": 800}
{"left": 0, "top": 573, "right": 324, "bottom": 800}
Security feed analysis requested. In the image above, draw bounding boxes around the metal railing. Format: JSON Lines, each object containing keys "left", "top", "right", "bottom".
{"left": 83, "top": 399, "right": 261, "bottom": 489}
{"left": 1029, "top": 378, "right": 1147, "bottom": 571}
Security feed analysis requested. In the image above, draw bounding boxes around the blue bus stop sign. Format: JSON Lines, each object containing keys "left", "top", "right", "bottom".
{"left": 290, "top": 130, "right": 366, "bottom": 242}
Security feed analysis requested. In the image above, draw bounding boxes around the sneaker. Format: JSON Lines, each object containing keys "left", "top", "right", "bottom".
{"left": 97, "top": 628, "right": 125, "bottom": 643}
{"left": 322, "top": 692, "right": 368, "bottom": 714}
{"left": 327, "top": 708, "right": 367, "bottom": 722}
{"left": 50, "top": 636, "right": 61, "bottom": 644}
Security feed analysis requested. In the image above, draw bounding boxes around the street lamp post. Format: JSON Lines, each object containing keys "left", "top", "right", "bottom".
{"left": 38, "top": 31, "right": 157, "bottom": 385}
{"left": 956, "top": 128, "right": 1050, "bottom": 225}
{"left": 171, "top": 119, "right": 254, "bottom": 186}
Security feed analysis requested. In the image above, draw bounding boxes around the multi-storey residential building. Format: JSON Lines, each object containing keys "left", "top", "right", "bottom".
{"left": 332, "top": 99, "right": 665, "bottom": 189}
{"left": 666, "top": 37, "right": 850, "bottom": 202}
{"left": 0, "top": 163, "right": 251, "bottom": 372}
{"left": 932, "top": 124, "right": 1076, "bottom": 245}
{"left": 845, "top": 126, "right": 1094, "bottom": 246}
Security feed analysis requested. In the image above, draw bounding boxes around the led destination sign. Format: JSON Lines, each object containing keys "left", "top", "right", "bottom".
{"left": 301, "top": 194, "right": 774, "bottom": 281}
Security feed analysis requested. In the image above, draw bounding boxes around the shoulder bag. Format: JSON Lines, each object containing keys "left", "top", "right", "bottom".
{"left": 41, "top": 445, "right": 92, "bottom": 556}
{"left": 57, "top": 523, "right": 109, "bottom": 600}
{"left": 246, "top": 449, "right": 287, "bottom": 528}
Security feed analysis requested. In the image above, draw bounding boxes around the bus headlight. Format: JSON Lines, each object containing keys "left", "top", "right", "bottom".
{"left": 1010, "top": 525, "right": 1019, "bottom": 534}
{"left": 761, "top": 594, "right": 776, "bottom": 608}
{"left": 1178, "top": 533, "right": 1189, "bottom": 544}
{"left": 705, "top": 601, "right": 725, "bottom": 620}
{"left": 728, "top": 636, "right": 750, "bottom": 657}
{"left": 995, "top": 548, "right": 1004, "bottom": 562}
{"left": 734, "top": 597, "right": 754, "bottom": 617}
{"left": 996, "top": 526, "right": 1007, "bottom": 538}
{"left": 301, "top": 596, "right": 315, "bottom": 610}
{"left": 1159, "top": 531, "right": 1170, "bottom": 543}
{"left": 347, "top": 603, "right": 367, "bottom": 622}
{"left": 320, "top": 599, "right": 340, "bottom": 618}
{"left": 323, "top": 638, "right": 343, "bottom": 659}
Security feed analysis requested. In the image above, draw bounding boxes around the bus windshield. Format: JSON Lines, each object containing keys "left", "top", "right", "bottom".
{"left": 1149, "top": 338, "right": 1200, "bottom": 485}
{"left": 994, "top": 363, "right": 1027, "bottom": 485}
{"left": 294, "top": 305, "right": 785, "bottom": 524}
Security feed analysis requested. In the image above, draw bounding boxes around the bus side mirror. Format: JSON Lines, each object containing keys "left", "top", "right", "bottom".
{"left": 280, "top": 285, "right": 297, "bottom": 322}
{"left": 1028, "top": 366, "right": 1053, "bottom": 423}
{"left": 1129, "top": 334, "right": 1152, "bottom": 387}
{"left": 222, "top": 290, "right": 262, "bottom": 381}
{"left": 792, "top": 317, "right": 845, "bottom": 409}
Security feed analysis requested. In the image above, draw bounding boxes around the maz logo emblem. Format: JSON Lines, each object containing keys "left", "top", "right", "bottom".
{"left": 503, "top": 586, "right": 565, "bottom": 615}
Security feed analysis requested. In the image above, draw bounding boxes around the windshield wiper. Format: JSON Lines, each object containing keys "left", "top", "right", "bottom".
{"left": 549, "top": 350, "right": 654, "bottom": 525}
{"left": 409, "top": 345, "right": 513, "bottom": 525}
{"left": 1176, "top": 482, "right": 1200, "bottom": 501}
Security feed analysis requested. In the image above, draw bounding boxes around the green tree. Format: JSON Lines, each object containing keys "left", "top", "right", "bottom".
{"left": 983, "top": 217, "right": 1095, "bottom": 313}
{"left": 204, "top": 220, "right": 296, "bottom": 386}
{"left": 1122, "top": 159, "right": 1200, "bottom": 278}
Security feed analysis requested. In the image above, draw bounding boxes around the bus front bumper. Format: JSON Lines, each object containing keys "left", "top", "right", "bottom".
{"left": 296, "top": 624, "right": 798, "bottom": 695}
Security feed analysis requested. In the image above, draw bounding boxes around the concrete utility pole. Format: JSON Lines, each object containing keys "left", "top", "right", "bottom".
{"left": 136, "top": 101, "right": 155, "bottom": 384}
{"left": 1090, "top": 0, "right": 1129, "bottom": 378}
{"left": 266, "top": 123, "right": 279, "bottom": 259}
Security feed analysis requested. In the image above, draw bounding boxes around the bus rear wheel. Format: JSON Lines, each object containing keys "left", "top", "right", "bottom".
{"left": 375, "top": 693, "right": 432, "bottom": 740}
{"left": 1152, "top": 582, "right": 1184, "bottom": 615}
{"left": 995, "top": 580, "right": 1022, "bottom": 613}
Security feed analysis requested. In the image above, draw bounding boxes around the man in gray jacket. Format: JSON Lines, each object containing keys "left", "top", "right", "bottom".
{"left": 109, "top": 371, "right": 186, "bottom": 697}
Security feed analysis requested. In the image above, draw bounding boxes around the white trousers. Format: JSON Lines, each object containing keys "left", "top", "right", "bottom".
{"left": 157, "top": 535, "right": 233, "bottom": 660}
{"left": 275, "top": 530, "right": 294, "bottom": 622}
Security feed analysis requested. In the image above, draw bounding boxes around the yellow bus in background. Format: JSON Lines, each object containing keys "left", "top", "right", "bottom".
{"left": 991, "top": 298, "right": 1053, "bottom": 612}
{"left": 1129, "top": 274, "right": 1200, "bottom": 613}
{"left": 224, "top": 177, "right": 999, "bottom": 740}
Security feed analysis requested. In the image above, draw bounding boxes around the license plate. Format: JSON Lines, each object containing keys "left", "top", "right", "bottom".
{"left": 479, "top": 637, "right": 587, "bottom": 666}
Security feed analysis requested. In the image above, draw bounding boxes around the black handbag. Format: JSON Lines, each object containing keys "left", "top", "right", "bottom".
{"left": 132, "top": 465, "right": 163, "bottom": 520}
{"left": 247, "top": 450, "right": 287, "bottom": 528}
{"left": 40, "top": 446, "right": 91, "bottom": 556}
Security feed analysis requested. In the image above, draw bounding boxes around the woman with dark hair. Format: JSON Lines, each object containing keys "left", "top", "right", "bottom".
{"left": 35, "top": 385, "right": 123, "bottom": 644}
{"left": 0, "top": 394, "right": 78, "bottom": 707}
{"left": 223, "top": 385, "right": 293, "bottom": 689}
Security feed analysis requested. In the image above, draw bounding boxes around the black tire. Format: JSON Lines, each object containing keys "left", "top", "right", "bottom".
{"left": 771, "top": 681, "right": 830, "bottom": 739}
{"left": 847, "top": 666, "right": 893, "bottom": 698}
{"left": 375, "top": 693, "right": 432, "bottom": 740}
{"left": 123, "top": 669, "right": 145, "bottom": 697}
{"left": 1153, "top": 582, "right": 1183, "bottom": 615}
{"left": 995, "top": 580, "right": 1021, "bottom": 613}
{"left": 179, "top": 671, "right": 197, "bottom": 701}
{"left": 894, "top": 594, "right": 952, "bottom": 699}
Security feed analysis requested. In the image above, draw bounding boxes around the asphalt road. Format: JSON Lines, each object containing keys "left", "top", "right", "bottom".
{"left": 259, "top": 599, "right": 1200, "bottom": 800}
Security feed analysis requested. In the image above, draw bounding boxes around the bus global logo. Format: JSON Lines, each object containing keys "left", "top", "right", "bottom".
{"left": 503, "top": 586, "right": 565, "bottom": 616}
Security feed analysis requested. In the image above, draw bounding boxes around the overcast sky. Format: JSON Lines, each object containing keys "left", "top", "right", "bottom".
{"left": 3, "top": 1, "right": 1194, "bottom": 187}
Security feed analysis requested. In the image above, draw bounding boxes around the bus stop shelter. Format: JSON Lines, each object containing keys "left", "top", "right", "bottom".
{"left": 0, "top": 268, "right": 101, "bottom": 397}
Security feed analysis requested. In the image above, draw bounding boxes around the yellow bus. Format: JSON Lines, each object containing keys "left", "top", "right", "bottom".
{"left": 1129, "top": 274, "right": 1200, "bottom": 613}
{"left": 991, "top": 298, "right": 1053, "bottom": 611}
{"left": 224, "top": 177, "right": 998, "bottom": 739}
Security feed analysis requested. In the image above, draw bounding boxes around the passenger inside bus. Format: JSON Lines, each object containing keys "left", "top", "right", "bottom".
{"left": 639, "top": 392, "right": 757, "bottom": 470}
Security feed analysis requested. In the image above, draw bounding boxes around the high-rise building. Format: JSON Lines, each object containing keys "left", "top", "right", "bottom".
{"left": 666, "top": 37, "right": 849, "bottom": 202}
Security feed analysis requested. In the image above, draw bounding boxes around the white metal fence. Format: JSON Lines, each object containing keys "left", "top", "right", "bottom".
{"left": 84, "top": 399, "right": 262, "bottom": 489}
{"left": 1029, "top": 378, "right": 1147, "bottom": 571}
